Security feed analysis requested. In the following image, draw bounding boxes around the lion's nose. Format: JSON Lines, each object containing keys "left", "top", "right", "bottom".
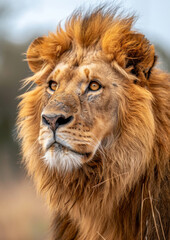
{"left": 42, "top": 114, "right": 74, "bottom": 132}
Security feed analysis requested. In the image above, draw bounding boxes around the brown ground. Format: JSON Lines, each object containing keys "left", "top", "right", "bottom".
{"left": 0, "top": 178, "right": 50, "bottom": 240}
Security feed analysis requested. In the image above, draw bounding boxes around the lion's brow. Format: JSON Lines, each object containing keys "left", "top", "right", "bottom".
{"left": 52, "top": 63, "right": 69, "bottom": 78}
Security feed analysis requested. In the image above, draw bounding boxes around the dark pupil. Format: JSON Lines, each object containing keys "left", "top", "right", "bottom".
{"left": 91, "top": 82, "right": 98, "bottom": 89}
{"left": 49, "top": 81, "right": 56, "bottom": 90}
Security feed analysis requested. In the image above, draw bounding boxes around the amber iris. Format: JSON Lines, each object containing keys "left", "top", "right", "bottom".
{"left": 49, "top": 80, "right": 57, "bottom": 91}
{"left": 89, "top": 81, "right": 101, "bottom": 91}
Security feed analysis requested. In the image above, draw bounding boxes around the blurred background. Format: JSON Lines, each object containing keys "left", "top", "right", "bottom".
{"left": 0, "top": 0, "right": 170, "bottom": 239}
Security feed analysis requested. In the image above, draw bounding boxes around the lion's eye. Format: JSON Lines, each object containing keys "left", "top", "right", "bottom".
{"left": 88, "top": 81, "right": 101, "bottom": 91}
{"left": 48, "top": 80, "right": 58, "bottom": 91}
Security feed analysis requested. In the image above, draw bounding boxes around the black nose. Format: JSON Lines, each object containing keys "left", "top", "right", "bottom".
{"left": 42, "top": 114, "right": 73, "bottom": 132}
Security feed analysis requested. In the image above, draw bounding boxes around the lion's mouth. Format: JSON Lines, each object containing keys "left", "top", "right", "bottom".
{"left": 47, "top": 141, "right": 92, "bottom": 159}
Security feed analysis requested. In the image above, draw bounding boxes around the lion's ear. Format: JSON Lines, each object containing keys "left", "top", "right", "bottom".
{"left": 102, "top": 29, "right": 157, "bottom": 81}
{"left": 124, "top": 34, "right": 156, "bottom": 80}
{"left": 26, "top": 34, "right": 68, "bottom": 73}
{"left": 27, "top": 37, "right": 46, "bottom": 73}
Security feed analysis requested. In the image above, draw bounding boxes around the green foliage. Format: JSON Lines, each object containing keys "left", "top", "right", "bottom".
{"left": 0, "top": 39, "right": 30, "bottom": 176}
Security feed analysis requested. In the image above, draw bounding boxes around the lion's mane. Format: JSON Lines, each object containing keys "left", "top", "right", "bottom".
{"left": 17, "top": 7, "right": 170, "bottom": 240}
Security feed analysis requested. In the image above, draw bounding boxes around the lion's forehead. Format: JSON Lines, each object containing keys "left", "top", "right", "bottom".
{"left": 79, "top": 64, "right": 98, "bottom": 76}
{"left": 53, "top": 62, "right": 69, "bottom": 73}
{"left": 52, "top": 62, "right": 99, "bottom": 80}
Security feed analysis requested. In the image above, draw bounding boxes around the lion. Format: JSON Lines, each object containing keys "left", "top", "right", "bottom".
{"left": 17, "top": 6, "right": 170, "bottom": 240}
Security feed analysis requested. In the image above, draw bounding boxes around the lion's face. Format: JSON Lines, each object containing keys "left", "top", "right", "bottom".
{"left": 38, "top": 53, "right": 120, "bottom": 171}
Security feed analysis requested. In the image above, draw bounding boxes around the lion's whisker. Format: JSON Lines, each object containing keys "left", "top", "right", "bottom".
{"left": 92, "top": 171, "right": 129, "bottom": 188}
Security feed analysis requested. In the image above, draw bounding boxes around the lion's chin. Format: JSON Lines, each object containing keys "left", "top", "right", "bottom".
{"left": 43, "top": 143, "right": 92, "bottom": 172}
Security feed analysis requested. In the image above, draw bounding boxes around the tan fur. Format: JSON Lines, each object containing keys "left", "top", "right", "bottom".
{"left": 17, "top": 7, "right": 170, "bottom": 240}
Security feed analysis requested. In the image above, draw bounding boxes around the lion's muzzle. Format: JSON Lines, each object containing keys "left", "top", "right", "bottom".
{"left": 38, "top": 93, "right": 99, "bottom": 171}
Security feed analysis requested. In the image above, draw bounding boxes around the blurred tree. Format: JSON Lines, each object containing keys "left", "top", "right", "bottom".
{"left": 0, "top": 0, "right": 30, "bottom": 181}
{"left": 0, "top": 39, "right": 30, "bottom": 179}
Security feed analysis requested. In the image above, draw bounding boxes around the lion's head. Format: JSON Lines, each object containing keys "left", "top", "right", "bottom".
{"left": 17, "top": 7, "right": 170, "bottom": 240}
{"left": 19, "top": 8, "right": 156, "bottom": 173}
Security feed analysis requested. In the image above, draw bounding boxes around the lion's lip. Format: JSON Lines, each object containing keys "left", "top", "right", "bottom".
{"left": 47, "top": 141, "right": 91, "bottom": 158}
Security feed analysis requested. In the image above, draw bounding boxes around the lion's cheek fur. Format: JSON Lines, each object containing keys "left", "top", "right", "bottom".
{"left": 17, "top": 86, "right": 45, "bottom": 176}
{"left": 105, "top": 86, "right": 156, "bottom": 197}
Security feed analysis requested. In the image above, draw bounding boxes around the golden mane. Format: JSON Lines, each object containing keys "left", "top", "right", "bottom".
{"left": 27, "top": 6, "right": 155, "bottom": 83}
{"left": 17, "top": 6, "right": 170, "bottom": 240}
